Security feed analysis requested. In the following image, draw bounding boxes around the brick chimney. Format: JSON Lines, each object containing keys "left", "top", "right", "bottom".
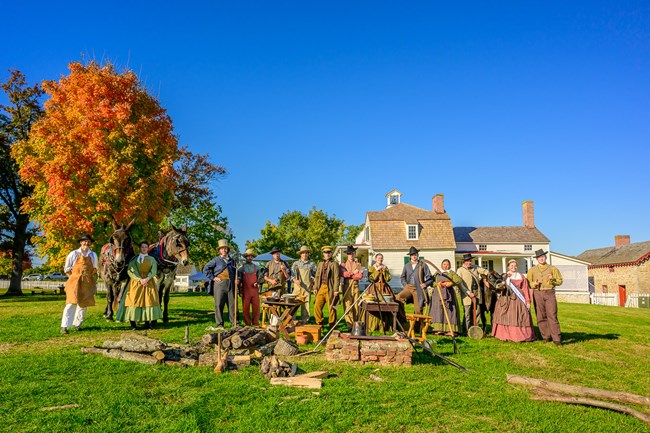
{"left": 615, "top": 235, "right": 630, "bottom": 248}
{"left": 432, "top": 194, "right": 445, "bottom": 214}
{"left": 522, "top": 200, "right": 535, "bottom": 228}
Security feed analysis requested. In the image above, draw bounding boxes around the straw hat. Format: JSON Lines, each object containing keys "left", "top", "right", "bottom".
{"left": 298, "top": 246, "right": 310, "bottom": 255}
{"left": 243, "top": 248, "right": 256, "bottom": 258}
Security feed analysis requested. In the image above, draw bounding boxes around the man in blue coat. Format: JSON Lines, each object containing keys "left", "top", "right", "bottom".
{"left": 203, "top": 239, "right": 237, "bottom": 329}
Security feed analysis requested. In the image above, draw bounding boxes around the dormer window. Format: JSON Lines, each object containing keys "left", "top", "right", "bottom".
{"left": 407, "top": 224, "right": 418, "bottom": 240}
{"left": 390, "top": 196, "right": 398, "bottom": 205}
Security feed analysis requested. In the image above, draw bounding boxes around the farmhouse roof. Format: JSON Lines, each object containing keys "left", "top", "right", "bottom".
{"left": 576, "top": 240, "right": 650, "bottom": 267}
{"left": 453, "top": 226, "right": 550, "bottom": 244}
{"left": 367, "top": 203, "right": 456, "bottom": 250}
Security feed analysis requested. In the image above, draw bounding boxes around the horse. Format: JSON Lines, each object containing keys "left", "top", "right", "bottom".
{"left": 148, "top": 223, "right": 190, "bottom": 323}
{"left": 99, "top": 218, "right": 136, "bottom": 321}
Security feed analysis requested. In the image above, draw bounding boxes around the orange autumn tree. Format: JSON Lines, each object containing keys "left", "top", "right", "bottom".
{"left": 12, "top": 61, "right": 179, "bottom": 266}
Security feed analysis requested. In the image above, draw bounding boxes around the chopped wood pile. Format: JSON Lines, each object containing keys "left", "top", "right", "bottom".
{"left": 81, "top": 333, "right": 202, "bottom": 367}
{"left": 81, "top": 327, "right": 287, "bottom": 370}
{"left": 261, "top": 355, "right": 325, "bottom": 389}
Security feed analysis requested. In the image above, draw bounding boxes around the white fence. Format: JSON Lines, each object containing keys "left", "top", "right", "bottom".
{"left": 590, "top": 292, "right": 650, "bottom": 308}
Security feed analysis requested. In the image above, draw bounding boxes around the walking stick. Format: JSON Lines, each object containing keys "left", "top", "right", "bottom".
{"left": 422, "top": 259, "right": 459, "bottom": 354}
{"left": 436, "top": 283, "right": 459, "bottom": 354}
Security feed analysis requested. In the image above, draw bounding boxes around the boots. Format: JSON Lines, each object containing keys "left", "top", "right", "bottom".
{"left": 130, "top": 321, "right": 137, "bottom": 330}
{"left": 60, "top": 327, "right": 68, "bottom": 335}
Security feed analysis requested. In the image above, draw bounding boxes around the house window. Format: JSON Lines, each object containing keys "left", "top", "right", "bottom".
{"left": 524, "top": 244, "right": 532, "bottom": 251}
{"left": 482, "top": 260, "right": 494, "bottom": 271}
{"left": 478, "top": 244, "right": 487, "bottom": 251}
{"left": 602, "top": 285, "right": 608, "bottom": 293}
{"left": 407, "top": 224, "right": 418, "bottom": 240}
{"left": 365, "top": 226, "right": 370, "bottom": 242}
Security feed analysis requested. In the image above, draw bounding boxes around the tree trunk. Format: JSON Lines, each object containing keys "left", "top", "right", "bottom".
{"left": 507, "top": 374, "right": 650, "bottom": 407}
{"left": 6, "top": 214, "right": 29, "bottom": 296}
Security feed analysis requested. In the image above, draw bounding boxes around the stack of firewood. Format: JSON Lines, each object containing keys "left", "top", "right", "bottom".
{"left": 260, "top": 355, "right": 297, "bottom": 379}
{"left": 202, "top": 326, "right": 278, "bottom": 356}
{"left": 81, "top": 334, "right": 201, "bottom": 367}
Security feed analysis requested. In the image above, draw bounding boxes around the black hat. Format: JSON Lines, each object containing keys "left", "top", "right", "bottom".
{"left": 345, "top": 245, "right": 357, "bottom": 254}
{"left": 534, "top": 249, "right": 548, "bottom": 258}
{"left": 408, "top": 246, "right": 419, "bottom": 255}
{"left": 270, "top": 247, "right": 282, "bottom": 254}
{"left": 78, "top": 234, "right": 94, "bottom": 243}
{"left": 462, "top": 253, "right": 475, "bottom": 262}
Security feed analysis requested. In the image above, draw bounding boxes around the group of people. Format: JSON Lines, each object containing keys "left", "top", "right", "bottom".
{"left": 202, "top": 241, "right": 563, "bottom": 345}
{"left": 60, "top": 235, "right": 162, "bottom": 334}
{"left": 60, "top": 233, "right": 563, "bottom": 346}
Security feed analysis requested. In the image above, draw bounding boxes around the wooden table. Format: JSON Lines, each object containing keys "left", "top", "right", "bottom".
{"left": 261, "top": 299, "right": 305, "bottom": 339}
{"left": 361, "top": 300, "right": 399, "bottom": 333}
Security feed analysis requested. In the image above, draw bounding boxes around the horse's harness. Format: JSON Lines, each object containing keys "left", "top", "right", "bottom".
{"left": 102, "top": 230, "right": 133, "bottom": 274}
{"left": 152, "top": 232, "right": 189, "bottom": 273}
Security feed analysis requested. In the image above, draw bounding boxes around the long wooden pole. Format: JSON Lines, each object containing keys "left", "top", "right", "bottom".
{"left": 507, "top": 374, "right": 650, "bottom": 407}
{"left": 436, "top": 283, "right": 458, "bottom": 354}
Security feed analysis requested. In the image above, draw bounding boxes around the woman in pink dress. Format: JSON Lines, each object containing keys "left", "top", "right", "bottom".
{"left": 492, "top": 260, "right": 536, "bottom": 342}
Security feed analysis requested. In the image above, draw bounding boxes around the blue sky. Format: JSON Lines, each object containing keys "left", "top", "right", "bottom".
{"left": 2, "top": 1, "right": 649, "bottom": 256}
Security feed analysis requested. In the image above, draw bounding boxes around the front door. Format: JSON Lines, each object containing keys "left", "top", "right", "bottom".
{"left": 618, "top": 285, "right": 627, "bottom": 307}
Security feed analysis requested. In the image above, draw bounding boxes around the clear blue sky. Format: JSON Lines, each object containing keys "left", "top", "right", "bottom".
{"left": 2, "top": 1, "right": 649, "bottom": 256}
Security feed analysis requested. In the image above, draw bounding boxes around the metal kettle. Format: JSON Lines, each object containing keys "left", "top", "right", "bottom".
{"left": 351, "top": 321, "right": 366, "bottom": 336}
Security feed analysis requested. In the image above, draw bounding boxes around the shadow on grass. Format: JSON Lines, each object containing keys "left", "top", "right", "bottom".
{"left": 560, "top": 331, "right": 619, "bottom": 345}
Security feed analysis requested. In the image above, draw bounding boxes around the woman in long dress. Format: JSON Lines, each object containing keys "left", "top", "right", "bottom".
{"left": 116, "top": 241, "right": 162, "bottom": 330}
{"left": 491, "top": 260, "right": 536, "bottom": 342}
{"left": 429, "top": 259, "right": 462, "bottom": 336}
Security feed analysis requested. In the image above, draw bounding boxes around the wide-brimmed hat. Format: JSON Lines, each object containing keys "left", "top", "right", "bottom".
{"left": 270, "top": 247, "right": 282, "bottom": 254}
{"left": 243, "top": 248, "right": 256, "bottom": 258}
{"left": 408, "top": 246, "right": 419, "bottom": 256}
{"left": 78, "top": 234, "right": 94, "bottom": 243}
{"left": 534, "top": 249, "right": 548, "bottom": 258}
{"left": 321, "top": 245, "right": 333, "bottom": 253}
{"left": 345, "top": 245, "right": 357, "bottom": 254}
{"left": 462, "top": 253, "right": 475, "bottom": 262}
{"left": 298, "top": 245, "right": 310, "bottom": 255}
{"left": 217, "top": 239, "right": 230, "bottom": 250}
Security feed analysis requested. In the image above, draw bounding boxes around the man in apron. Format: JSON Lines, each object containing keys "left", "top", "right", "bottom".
{"left": 60, "top": 234, "right": 98, "bottom": 334}
{"left": 237, "top": 249, "right": 262, "bottom": 326}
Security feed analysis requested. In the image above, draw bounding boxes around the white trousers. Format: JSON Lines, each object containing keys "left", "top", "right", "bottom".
{"left": 61, "top": 304, "right": 87, "bottom": 328}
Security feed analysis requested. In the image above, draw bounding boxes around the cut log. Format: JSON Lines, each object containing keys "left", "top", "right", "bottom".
{"left": 198, "top": 352, "right": 221, "bottom": 367}
{"left": 81, "top": 347, "right": 159, "bottom": 365}
{"left": 180, "top": 358, "right": 198, "bottom": 367}
{"left": 231, "top": 328, "right": 259, "bottom": 349}
{"left": 102, "top": 335, "right": 167, "bottom": 353}
{"left": 242, "top": 332, "right": 267, "bottom": 348}
{"left": 300, "top": 370, "right": 329, "bottom": 379}
{"left": 228, "top": 355, "right": 251, "bottom": 368}
{"left": 163, "top": 360, "right": 187, "bottom": 368}
{"left": 530, "top": 389, "right": 650, "bottom": 425}
{"left": 270, "top": 377, "right": 322, "bottom": 389}
{"left": 255, "top": 340, "right": 278, "bottom": 358}
{"left": 507, "top": 374, "right": 650, "bottom": 407}
{"left": 151, "top": 351, "right": 167, "bottom": 361}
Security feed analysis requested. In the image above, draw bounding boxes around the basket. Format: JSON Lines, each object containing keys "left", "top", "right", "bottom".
{"left": 274, "top": 338, "right": 299, "bottom": 356}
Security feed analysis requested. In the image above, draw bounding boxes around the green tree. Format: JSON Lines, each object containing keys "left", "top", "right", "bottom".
{"left": 247, "top": 208, "right": 362, "bottom": 262}
{"left": 166, "top": 198, "right": 236, "bottom": 269}
{"left": 0, "top": 70, "right": 43, "bottom": 295}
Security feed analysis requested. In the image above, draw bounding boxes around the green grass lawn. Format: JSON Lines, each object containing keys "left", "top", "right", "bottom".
{"left": 1, "top": 291, "right": 649, "bottom": 433}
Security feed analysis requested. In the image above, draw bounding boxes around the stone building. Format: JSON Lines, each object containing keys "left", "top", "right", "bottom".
{"left": 577, "top": 235, "right": 650, "bottom": 307}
